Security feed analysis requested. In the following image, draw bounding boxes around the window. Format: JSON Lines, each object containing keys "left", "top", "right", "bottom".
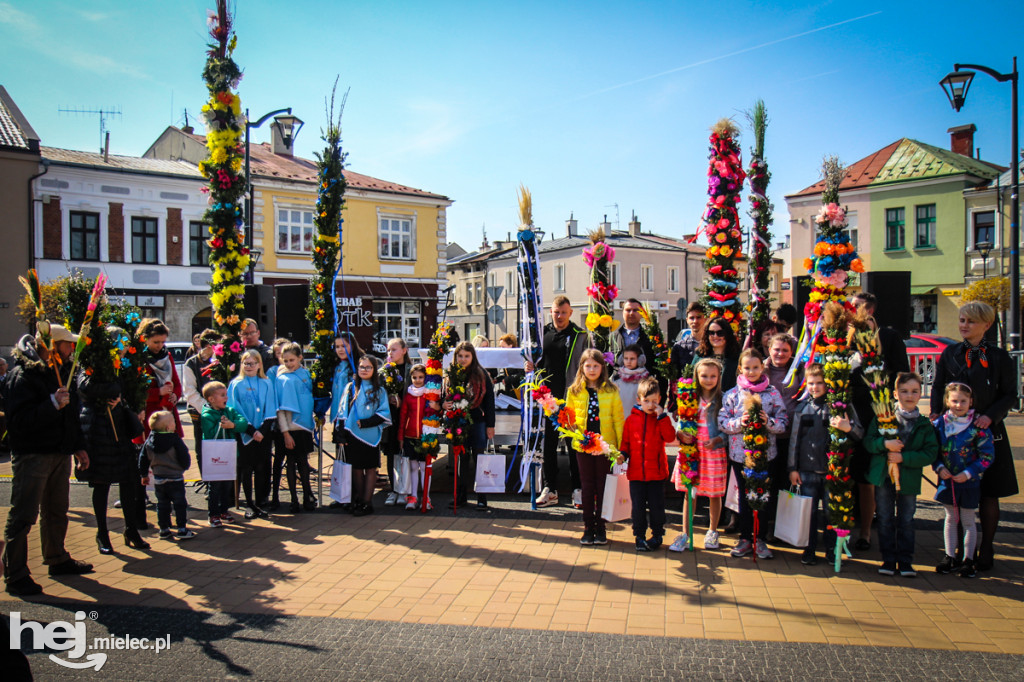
{"left": 640, "top": 264, "right": 653, "bottom": 292}
{"left": 505, "top": 270, "right": 514, "bottom": 295}
{"left": 610, "top": 263, "right": 620, "bottom": 287}
{"left": 474, "top": 282, "right": 482, "bottom": 305}
{"left": 488, "top": 272, "right": 496, "bottom": 288}
{"left": 465, "top": 283, "right": 472, "bottom": 307}
{"left": 973, "top": 210, "right": 996, "bottom": 248}
{"left": 69, "top": 211, "right": 100, "bottom": 261}
{"left": 553, "top": 263, "right": 565, "bottom": 292}
{"left": 845, "top": 211, "right": 859, "bottom": 249}
{"left": 885, "top": 208, "right": 905, "bottom": 251}
{"left": 277, "top": 209, "right": 313, "bottom": 253}
{"left": 189, "top": 221, "right": 211, "bottom": 266}
{"left": 131, "top": 217, "right": 158, "bottom": 264}
{"left": 769, "top": 274, "right": 777, "bottom": 292}
{"left": 465, "top": 323, "right": 479, "bottom": 341}
{"left": 915, "top": 204, "right": 936, "bottom": 248}
{"left": 373, "top": 300, "right": 421, "bottom": 347}
{"left": 379, "top": 216, "right": 414, "bottom": 260}
{"left": 667, "top": 266, "right": 679, "bottom": 293}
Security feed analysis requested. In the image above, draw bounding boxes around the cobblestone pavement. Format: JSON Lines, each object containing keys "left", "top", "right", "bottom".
{"left": 6, "top": 603, "right": 1024, "bottom": 681}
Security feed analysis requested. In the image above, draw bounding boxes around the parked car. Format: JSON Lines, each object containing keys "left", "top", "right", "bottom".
{"left": 166, "top": 342, "right": 193, "bottom": 383}
{"left": 905, "top": 333, "right": 956, "bottom": 385}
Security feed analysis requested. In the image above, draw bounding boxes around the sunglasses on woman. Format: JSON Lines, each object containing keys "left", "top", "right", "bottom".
{"left": 707, "top": 329, "right": 726, "bottom": 337}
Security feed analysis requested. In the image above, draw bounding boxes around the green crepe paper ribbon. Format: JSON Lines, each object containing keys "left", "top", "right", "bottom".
{"left": 833, "top": 534, "right": 853, "bottom": 573}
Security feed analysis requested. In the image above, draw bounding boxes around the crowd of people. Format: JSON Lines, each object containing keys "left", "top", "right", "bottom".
{"left": 0, "top": 291, "right": 1018, "bottom": 597}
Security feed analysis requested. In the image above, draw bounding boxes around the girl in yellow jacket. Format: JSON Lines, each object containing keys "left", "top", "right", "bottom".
{"left": 566, "top": 349, "right": 625, "bottom": 546}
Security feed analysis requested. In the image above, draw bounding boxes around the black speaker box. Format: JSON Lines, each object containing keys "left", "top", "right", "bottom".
{"left": 792, "top": 275, "right": 814, "bottom": 337}
{"left": 275, "top": 284, "right": 310, "bottom": 345}
{"left": 243, "top": 285, "right": 275, "bottom": 342}
{"left": 859, "top": 271, "right": 911, "bottom": 339}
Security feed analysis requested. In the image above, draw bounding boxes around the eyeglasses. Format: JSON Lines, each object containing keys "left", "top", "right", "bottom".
{"left": 241, "top": 330, "right": 260, "bottom": 337}
{"left": 707, "top": 329, "right": 726, "bottom": 337}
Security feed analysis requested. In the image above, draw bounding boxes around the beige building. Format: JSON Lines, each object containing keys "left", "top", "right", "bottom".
{"left": 448, "top": 215, "right": 781, "bottom": 345}
{"left": 0, "top": 86, "right": 41, "bottom": 350}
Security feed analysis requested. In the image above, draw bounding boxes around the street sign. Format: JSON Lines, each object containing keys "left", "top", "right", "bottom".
{"left": 487, "top": 285, "right": 504, "bottom": 302}
{"left": 486, "top": 305, "right": 504, "bottom": 325}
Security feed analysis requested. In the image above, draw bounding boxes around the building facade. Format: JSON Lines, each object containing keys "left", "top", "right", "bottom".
{"left": 785, "top": 128, "right": 1001, "bottom": 337}
{"left": 0, "top": 85, "right": 42, "bottom": 350}
{"left": 146, "top": 125, "right": 452, "bottom": 351}
{"left": 31, "top": 147, "right": 213, "bottom": 341}
{"left": 448, "top": 216, "right": 782, "bottom": 345}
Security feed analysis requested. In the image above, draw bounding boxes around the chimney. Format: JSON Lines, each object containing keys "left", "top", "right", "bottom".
{"left": 566, "top": 212, "right": 578, "bottom": 237}
{"left": 628, "top": 211, "right": 641, "bottom": 237}
{"left": 948, "top": 124, "right": 976, "bottom": 157}
{"left": 599, "top": 214, "right": 611, "bottom": 233}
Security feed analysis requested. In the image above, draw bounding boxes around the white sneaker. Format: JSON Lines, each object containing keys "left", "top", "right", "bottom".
{"left": 535, "top": 487, "right": 558, "bottom": 507}
{"left": 704, "top": 530, "right": 720, "bottom": 550}
{"left": 405, "top": 496, "right": 417, "bottom": 510}
{"left": 385, "top": 492, "right": 399, "bottom": 506}
{"left": 572, "top": 489, "right": 582, "bottom": 508}
{"left": 668, "top": 533, "right": 689, "bottom": 552}
{"left": 755, "top": 539, "right": 774, "bottom": 560}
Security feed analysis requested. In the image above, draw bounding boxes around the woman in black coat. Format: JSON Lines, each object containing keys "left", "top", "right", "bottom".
{"left": 79, "top": 373, "right": 147, "bottom": 554}
{"left": 930, "top": 301, "right": 1017, "bottom": 571}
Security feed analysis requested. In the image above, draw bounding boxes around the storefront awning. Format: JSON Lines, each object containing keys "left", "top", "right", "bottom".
{"left": 910, "top": 285, "right": 937, "bottom": 295}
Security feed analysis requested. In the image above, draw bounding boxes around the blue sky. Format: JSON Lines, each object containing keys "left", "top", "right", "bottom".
{"left": 2, "top": 0, "right": 1021, "bottom": 252}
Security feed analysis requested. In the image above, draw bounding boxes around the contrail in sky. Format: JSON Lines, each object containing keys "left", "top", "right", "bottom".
{"left": 567, "top": 10, "right": 884, "bottom": 104}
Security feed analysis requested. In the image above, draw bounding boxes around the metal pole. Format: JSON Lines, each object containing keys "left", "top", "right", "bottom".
{"left": 244, "top": 108, "right": 252, "bottom": 284}
{"left": 1011, "top": 56, "right": 1020, "bottom": 350}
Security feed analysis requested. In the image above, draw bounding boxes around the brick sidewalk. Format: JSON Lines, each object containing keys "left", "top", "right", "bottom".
{"left": 2, "top": 489, "right": 1023, "bottom": 654}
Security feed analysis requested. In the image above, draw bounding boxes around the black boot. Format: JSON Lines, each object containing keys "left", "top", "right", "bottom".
{"left": 96, "top": 530, "right": 113, "bottom": 555}
{"left": 123, "top": 527, "right": 151, "bottom": 550}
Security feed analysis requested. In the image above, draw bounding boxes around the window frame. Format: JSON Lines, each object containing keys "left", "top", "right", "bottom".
{"left": 276, "top": 207, "right": 314, "bottom": 254}
{"left": 610, "top": 262, "right": 620, "bottom": 288}
{"left": 189, "top": 221, "right": 211, "bottom": 266}
{"left": 474, "top": 282, "right": 482, "bottom": 306}
{"left": 640, "top": 264, "right": 654, "bottom": 293}
{"left": 885, "top": 208, "right": 905, "bottom": 251}
{"left": 844, "top": 210, "right": 859, "bottom": 249}
{"left": 69, "top": 210, "right": 101, "bottom": 262}
{"left": 971, "top": 209, "right": 997, "bottom": 250}
{"left": 667, "top": 265, "right": 679, "bottom": 293}
{"left": 130, "top": 216, "right": 159, "bottom": 264}
{"left": 553, "top": 263, "right": 565, "bottom": 292}
{"left": 378, "top": 214, "right": 416, "bottom": 261}
{"left": 914, "top": 204, "right": 936, "bottom": 249}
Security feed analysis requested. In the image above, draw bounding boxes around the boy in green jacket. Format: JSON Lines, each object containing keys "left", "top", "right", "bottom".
{"left": 863, "top": 372, "right": 939, "bottom": 577}
{"left": 201, "top": 381, "right": 253, "bottom": 527}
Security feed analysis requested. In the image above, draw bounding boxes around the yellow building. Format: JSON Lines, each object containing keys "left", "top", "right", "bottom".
{"left": 146, "top": 124, "right": 452, "bottom": 351}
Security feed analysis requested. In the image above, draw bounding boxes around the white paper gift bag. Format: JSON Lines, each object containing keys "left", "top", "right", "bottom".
{"left": 474, "top": 453, "right": 505, "bottom": 494}
{"left": 601, "top": 468, "right": 631, "bottom": 522}
{"left": 774, "top": 487, "right": 813, "bottom": 548}
{"left": 329, "top": 461, "right": 352, "bottom": 504}
{"left": 725, "top": 467, "right": 740, "bottom": 513}
{"left": 201, "top": 439, "right": 237, "bottom": 482}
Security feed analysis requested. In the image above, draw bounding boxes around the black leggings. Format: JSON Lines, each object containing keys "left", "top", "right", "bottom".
{"left": 92, "top": 479, "right": 138, "bottom": 534}
{"left": 239, "top": 438, "right": 271, "bottom": 508}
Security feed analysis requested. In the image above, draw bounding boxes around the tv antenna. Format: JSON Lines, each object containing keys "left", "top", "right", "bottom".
{"left": 604, "top": 203, "right": 620, "bottom": 230}
{"left": 58, "top": 105, "right": 123, "bottom": 154}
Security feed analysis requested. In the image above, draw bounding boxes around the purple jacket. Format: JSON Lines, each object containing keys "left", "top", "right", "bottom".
{"left": 718, "top": 385, "right": 790, "bottom": 463}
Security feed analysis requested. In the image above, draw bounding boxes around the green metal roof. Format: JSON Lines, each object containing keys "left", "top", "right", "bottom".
{"left": 871, "top": 139, "right": 1002, "bottom": 186}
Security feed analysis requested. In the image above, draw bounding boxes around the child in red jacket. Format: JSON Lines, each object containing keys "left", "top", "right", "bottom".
{"left": 620, "top": 377, "right": 677, "bottom": 551}
{"left": 397, "top": 364, "right": 440, "bottom": 510}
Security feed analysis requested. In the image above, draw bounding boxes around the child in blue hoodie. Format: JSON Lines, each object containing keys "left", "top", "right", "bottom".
{"left": 275, "top": 343, "right": 316, "bottom": 513}
{"left": 933, "top": 382, "right": 994, "bottom": 578}
{"left": 337, "top": 354, "right": 392, "bottom": 516}
{"left": 140, "top": 410, "right": 194, "bottom": 540}
{"left": 228, "top": 350, "right": 278, "bottom": 519}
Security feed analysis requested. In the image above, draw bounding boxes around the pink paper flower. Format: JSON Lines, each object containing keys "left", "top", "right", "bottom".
{"left": 230, "top": 341, "right": 242, "bottom": 353}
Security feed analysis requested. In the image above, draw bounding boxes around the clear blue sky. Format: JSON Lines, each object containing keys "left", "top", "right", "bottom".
{"left": 3, "top": 0, "right": 1021, "bottom": 252}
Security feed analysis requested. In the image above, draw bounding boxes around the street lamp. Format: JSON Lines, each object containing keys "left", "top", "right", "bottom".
{"left": 245, "top": 107, "right": 292, "bottom": 283}
{"left": 976, "top": 240, "right": 993, "bottom": 280}
{"left": 940, "top": 58, "right": 1019, "bottom": 349}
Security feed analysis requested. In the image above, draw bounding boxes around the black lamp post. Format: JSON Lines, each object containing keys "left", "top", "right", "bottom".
{"left": 244, "top": 107, "right": 292, "bottom": 283}
{"left": 941, "top": 58, "right": 1019, "bottom": 349}
{"left": 976, "top": 240, "right": 993, "bottom": 280}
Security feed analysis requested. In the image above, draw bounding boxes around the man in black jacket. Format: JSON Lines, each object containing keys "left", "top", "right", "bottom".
{"left": 3, "top": 326, "right": 93, "bottom": 597}
{"left": 525, "top": 295, "right": 587, "bottom": 507}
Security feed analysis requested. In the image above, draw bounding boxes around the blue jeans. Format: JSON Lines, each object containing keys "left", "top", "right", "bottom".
{"left": 875, "top": 479, "right": 917, "bottom": 566}
{"left": 155, "top": 480, "right": 188, "bottom": 530}
{"left": 797, "top": 472, "right": 834, "bottom": 553}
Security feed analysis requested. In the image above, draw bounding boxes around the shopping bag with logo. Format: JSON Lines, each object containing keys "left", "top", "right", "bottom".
{"left": 725, "top": 467, "right": 739, "bottom": 513}
{"left": 201, "top": 427, "right": 237, "bottom": 482}
{"left": 329, "top": 461, "right": 352, "bottom": 504}
{"left": 475, "top": 450, "right": 505, "bottom": 494}
{"left": 601, "top": 464, "right": 631, "bottom": 522}
{"left": 774, "top": 486, "right": 813, "bottom": 547}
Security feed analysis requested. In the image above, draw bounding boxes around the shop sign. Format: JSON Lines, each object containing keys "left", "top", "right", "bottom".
{"left": 336, "top": 296, "right": 374, "bottom": 327}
